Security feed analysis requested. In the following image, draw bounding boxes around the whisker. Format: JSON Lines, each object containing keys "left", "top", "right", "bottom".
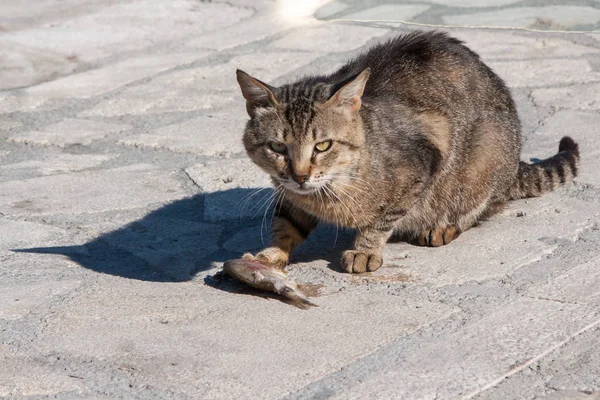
{"left": 330, "top": 175, "right": 371, "bottom": 192}
{"left": 237, "top": 187, "right": 266, "bottom": 206}
{"left": 333, "top": 173, "right": 377, "bottom": 191}
{"left": 239, "top": 187, "right": 269, "bottom": 219}
{"left": 253, "top": 188, "right": 278, "bottom": 219}
{"left": 322, "top": 185, "right": 341, "bottom": 247}
{"left": 330, "top": 182, "right": 363, "bottom": 208}
{"left": 326, "top": 183, "right": 358, "bottom": 227}
{"left": 317, "top": 186, "right": 325, "bottom": 216}
{"left": 269, "top": 188, "right": 286, "bottom": 230}
{"left": 261, "top": 188, "right": 282, "bottom": 246}
{"left": 325, "top": 184, "right": 351, "bottom": 217}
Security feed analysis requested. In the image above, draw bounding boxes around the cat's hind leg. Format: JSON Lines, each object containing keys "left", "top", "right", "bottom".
{"left": 415, "top": 198, "right": 505, "bottom": 247}
{"left": 417, "top": 225, "right": 461, "bottom": 247}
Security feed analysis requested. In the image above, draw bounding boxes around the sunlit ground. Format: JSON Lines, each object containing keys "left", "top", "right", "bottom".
{"left": 276, "top": 0, "right": 600, "bottom": 31}
{"left": 278, "top": 0, "right": 333, "bottom": 21}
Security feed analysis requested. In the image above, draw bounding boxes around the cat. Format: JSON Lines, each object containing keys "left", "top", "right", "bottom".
{"left": 235, "top": 30, "right": 580, "bottom": 274}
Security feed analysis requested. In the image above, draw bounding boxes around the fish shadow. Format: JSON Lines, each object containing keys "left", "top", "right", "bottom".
{"left": 14, "top": 187, "right": 354, "bottom": 282}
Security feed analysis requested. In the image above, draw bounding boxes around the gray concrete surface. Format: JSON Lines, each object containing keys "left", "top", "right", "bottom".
{"left": 1, "top": 0, "right": 600, "bottom": 399}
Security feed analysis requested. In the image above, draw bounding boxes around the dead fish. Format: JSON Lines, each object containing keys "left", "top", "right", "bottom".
{"left": 223, "top": 258, "right": 318, "bottom": 308}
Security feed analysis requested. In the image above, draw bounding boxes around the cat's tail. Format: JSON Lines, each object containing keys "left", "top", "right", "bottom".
{"left": 508, "top": 136, "right": 580, "bottom": 200}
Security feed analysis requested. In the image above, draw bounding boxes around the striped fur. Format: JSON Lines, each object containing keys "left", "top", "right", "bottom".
{"left": 236, "top": 30, "right": 581, "bottom": 274}
{"left": 509, "top": 137, "right": 580, "bottom": 200}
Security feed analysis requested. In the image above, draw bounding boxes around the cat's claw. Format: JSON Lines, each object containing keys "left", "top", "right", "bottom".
{"left": 341, "top": 250, "right": 383, "bottom": 274}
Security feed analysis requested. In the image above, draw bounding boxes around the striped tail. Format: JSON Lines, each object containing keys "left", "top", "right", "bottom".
{"left": 509, "top": 136, "right": 580, "bottom": 200}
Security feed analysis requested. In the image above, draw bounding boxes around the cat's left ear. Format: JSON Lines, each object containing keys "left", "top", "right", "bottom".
{"left": 323, "top": 68, "right": 371, "bottom": 115}
{"left": 236, "top": 69, "right": 280, "bottom": 118}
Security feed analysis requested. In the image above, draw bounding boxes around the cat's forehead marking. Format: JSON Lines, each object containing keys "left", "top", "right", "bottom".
{"left": 282, "top": 100, "right": 315, "bottom": 143}
{"left": 277, "top": 82, "right": 332, "bottom": 143}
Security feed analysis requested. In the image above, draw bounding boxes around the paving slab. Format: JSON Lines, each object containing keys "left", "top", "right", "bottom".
{"left": 0, "top": 358, "right": 85, "bottom": 397}
{"left": 185, "top": 14, "right": 306, "bottom": 51}
{"left": 381, "top": 194, "right": 595, "bottom": 287}
{"left": 488, "top": 59, "right": 600, "bottom": 88}
{"left": 429, "top": 0, "right": 521, "bottom": 7}
{"left": 314, "top": 1, "right": 350, "bottom": 19}
{"left": 473, "top": 326, "right": 600, "bottom": 400}
{"left": 81, "top": 51, "right": 322, "bottom": 116}
{"left": 0, "top": 40, "right": 80, "bottom": 90}
{"left": 0, "top": 0, "right": 127, "bottom": 31}
{"left": 0, "top": 153, "right": 115, "bottom": 176}
{"left": 97, "top": 217, "right": 222, "bottom": 278}
{"left": 0, "top": 219, "right": 71, "bottom": 251}
{"left": 17, "top": 278, "right": 455, "bottom": 399}
{"left": 511, "top": 87, "right": 550, "bottom": 135}
{"left": 0, "top": 118, "right": 22, "bottom": 131}
{"left": 7, "top": 118, "right": 130, "bottom": 148}
{"left": 24, "top": 52, "right": 210, "bottom": 100}
{"left": 0, "top": 91, "right": 50, "bottom": 114}
{"left": 0, "top": 279, "right": 82, "bottom": 321}
{"left": 0, "top": 164, "right": 189, "bottom": 217}
{"left": 1, "top": 0, "right": 253, "bottom": 62}
{"left": 290, "top": 298, "right": 600, "bottom": 400}
{"left": 119, "top": 114, "right": 247, "bottom": 156}
{"left": 531, "top": 83, "right": 600, "bottom": 111}
{"left": 528, "top": 256, "right": 600, "bottom": 306}
{"left": 273, "top": 23, "right": 389, "bottom": 53}
{"left": 0, "top": 251, "right": 85, "bottom": 284}
{"left": 185, "top": 159, "right": 273, "bottom": 221}
{"left": 444, "top": 6, "right": 600, "bottom": 29}
{"left": 223, "top": 225, "right": 266, "bottom": 253}
{"left": 342, "top": 4, "right": 430, "bottom": 21}
{"left": 452, "top": 30, "right": 600, "bottom": 60}
{"left": 2, "top": 2, "right": 600, "bottom": 399}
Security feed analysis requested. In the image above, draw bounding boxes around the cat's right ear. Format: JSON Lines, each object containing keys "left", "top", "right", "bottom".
{"left": 236, "top": 69, "right": 279, "bottom": 118}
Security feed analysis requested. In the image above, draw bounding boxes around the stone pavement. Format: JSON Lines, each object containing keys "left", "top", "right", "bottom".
{"left": 1, "top": 0, "right": 600, "bottom": 399}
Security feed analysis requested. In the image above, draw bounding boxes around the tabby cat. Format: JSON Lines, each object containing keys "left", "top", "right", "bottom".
{"left": 235, "top": 30, "right": 579, "bottom": 274}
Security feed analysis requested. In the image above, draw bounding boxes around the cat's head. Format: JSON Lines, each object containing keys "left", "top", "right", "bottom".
{"left": 236, "top": 68, "right": 370, "bottom": 195}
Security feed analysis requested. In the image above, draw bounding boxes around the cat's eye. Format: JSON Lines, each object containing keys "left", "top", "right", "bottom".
{"left": 314, "top": 140, "right": 332, "bottom": 152}
{"left": 269, "top": 142, "right": 287, "bottom": 154}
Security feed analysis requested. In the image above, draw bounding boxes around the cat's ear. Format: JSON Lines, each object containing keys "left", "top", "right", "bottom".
{"left": 236, "top": 69, "right": 280, "bottom": 118}
{"left": 324, "top": 68, "right": 371, "bottom": 115}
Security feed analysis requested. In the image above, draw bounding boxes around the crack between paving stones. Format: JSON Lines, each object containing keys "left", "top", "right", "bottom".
{"left": 330, "top": 19, "right": 599, "bottom": 34}
{"left": 524, "top": 295, "right": 583, "bottom": 306}
{"left": 461, "top": 317, "right": 600, "bottom": 399}
{"left": 182, "top": 168, "right": 202, "bottom": 191}
{"left": 11, "top": 5, "right": 263, "bottom": 91}
{"left": 212, "top": 0, "right": 257, "bottom": 14}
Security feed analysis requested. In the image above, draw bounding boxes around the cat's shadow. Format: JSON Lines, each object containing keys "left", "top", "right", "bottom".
{"left": 14, "top": 188, "right": 354, "bottom": 282}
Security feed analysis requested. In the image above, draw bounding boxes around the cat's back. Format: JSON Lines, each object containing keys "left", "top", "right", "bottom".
{"left": 334, "top": 30, "right": 470, "bottom": 82}
{"left": 331, "top": 30, "right": 513, "bottom": 112}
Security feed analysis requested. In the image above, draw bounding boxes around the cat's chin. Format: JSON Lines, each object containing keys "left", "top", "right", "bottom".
{"left": 284, "top": 185, "right": 319, "bottom": 195}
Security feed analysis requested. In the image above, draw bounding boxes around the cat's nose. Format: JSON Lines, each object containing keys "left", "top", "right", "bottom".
{"left": 291, "top": 173, "right": 310, "bottom": 184}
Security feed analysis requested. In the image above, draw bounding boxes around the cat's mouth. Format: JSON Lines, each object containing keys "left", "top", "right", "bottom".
{"left": 277, "top": 179, "right": 324, "bottom": 195}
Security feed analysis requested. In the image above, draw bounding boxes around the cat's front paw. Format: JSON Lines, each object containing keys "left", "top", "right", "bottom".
{"left": 341, "top": 250, "right": 383, "bottom": 274}
{"left": 242, "top": 247, "right": 289, "bottom": 269}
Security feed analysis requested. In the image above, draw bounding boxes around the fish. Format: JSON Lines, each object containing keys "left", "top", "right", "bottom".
{"left": 223, "top": 258, "right": 318, "bottom": 308}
